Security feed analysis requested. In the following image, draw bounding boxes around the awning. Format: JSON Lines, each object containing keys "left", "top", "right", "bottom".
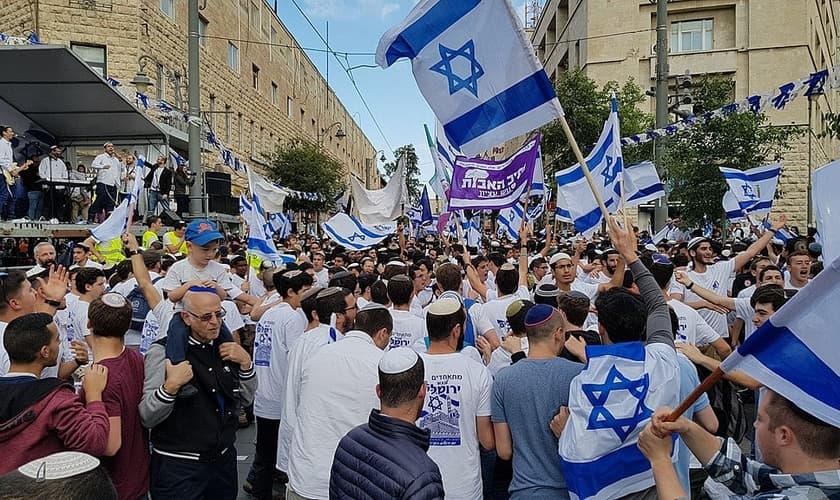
{"left": 0, "top": 45, "right": 166, "bottom": 145}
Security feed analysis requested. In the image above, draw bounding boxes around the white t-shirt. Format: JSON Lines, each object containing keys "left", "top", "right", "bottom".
{"left": 668, "top": 278, "right": 686, "bottom": 298}
{"left": 418, "top": 352, "right": 493, "bottom": 499}
{"left": 486, "top": 338, "right": 529, "bottom": 378}
{"left": 0, "top": 322, "right": 8, "bottom": 375}
{"left": 737, "top": 284, "right": 756, "bottom": 300}
{"left": 277, "top": 324, "right": 343, "bottom": 472}
{"left": 68, "top": 299, "right": 91, "bottom": 343}
{"left": 55, "top": 294, "right": 80, "bottom": 362}
{"left": 570, "top": 279, "right": 600, "bottom": 300}
{"left": 481, "top": 285, "right": 530, "bottom": 339}
{"left": 734, "top": 297, "right": 757, "bottom": 340}
{"left": 253, "top": 302, "right": 307, "bottom": 419}
{"left": 784, "top": 276, "right": 809, "bottom": 290}
{"left": 161, "top": 259, "right": 242, "bottom": 300}
{"left": 287, "top": 331, "right": 383, "bottom": 499}
{"left": 684, "top": 260, "right": 736, "bottom": 337}
{"left": 141, "top": 300, "right": 176, "bottom": 354}
{"left": 221, "top": 299, "right": 245, "bottom": 333}
{"left": 388, "top": 309, "right": 426, "bottom": 350}
{"left": 669, "top": 299, "right": 721, "bottom": 347}
{"left": 314, "top": 268, "right": 329, "bottom": 287}
{"left": 356, "top": 296, "right": 370, "bottom": 310}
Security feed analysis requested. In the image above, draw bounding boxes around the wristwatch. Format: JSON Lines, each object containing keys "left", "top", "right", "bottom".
{"left": 44, "top": 298, "right": 62, "bottom": 307}
{"left": 125, "top": 249, "right": 140, "bottom": 257}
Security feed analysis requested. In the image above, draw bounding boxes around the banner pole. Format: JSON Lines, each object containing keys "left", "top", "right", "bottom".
{"left": 558, "top": 115, "right": 611, "bottom": 221}
{"left": 665, "top": 367, "right": 725, "bottom": 422}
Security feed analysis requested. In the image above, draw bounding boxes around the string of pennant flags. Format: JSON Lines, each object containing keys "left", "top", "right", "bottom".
{"left": 619, "top": 66, "right": 834, "bottom": 146}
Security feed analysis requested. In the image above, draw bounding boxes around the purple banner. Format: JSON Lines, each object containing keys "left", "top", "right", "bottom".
{"left": 448, "top": 134, "right": 540, "bottom": 210}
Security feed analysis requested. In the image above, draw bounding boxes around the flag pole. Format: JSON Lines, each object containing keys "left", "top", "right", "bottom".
{"left": 558, "top": 115, "right": 611, "bottom": 220}
{"left": 665, "top": 367, "right": 726, "bottom": 422}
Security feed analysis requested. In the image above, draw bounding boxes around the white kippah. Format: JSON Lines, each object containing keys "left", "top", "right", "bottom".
{"left": 360, "top": 302, "right": 388, "bottom": 312}
{"left": 428, "top": 297, "right": 461, "bottom": 316}
{"left": 379, "top": 347, "right": 419, "bottom": 374}
{"left": 18, "top": 451, "right": 100, "bottom": 480}
{"left": 499, "top": 263, "right": 516, "bottom": 271}
{"left": 549, "top": 252, "right": 572, "bottom": 266}
{"left": 385, "top": 260, "right": 406, "bottom": 267}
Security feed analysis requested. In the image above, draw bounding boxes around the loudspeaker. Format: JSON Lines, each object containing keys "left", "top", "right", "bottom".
{"left": 209, "top": 195, "right": 238, "bottom": 215}
{"left": 159, "top": 209, "right": 182, "bottom": 226}
{"left": 205, "top": 172, "right": 231, "bottom": 197}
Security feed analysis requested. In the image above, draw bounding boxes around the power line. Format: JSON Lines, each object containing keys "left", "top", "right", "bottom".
{"left": 200, "top": 35, "right": 373, "bottom": 56}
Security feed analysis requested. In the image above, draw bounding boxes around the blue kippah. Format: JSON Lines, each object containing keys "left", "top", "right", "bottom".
{"left": 525, "top": 304, "right": 556, "bottom": 327}
{"left": 187, "top": 286, "right": 218, "bottom": 294}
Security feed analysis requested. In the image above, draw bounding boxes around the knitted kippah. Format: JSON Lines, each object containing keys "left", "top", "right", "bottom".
{"left": 428, "top": 297, "right": 461, "bottom": 316}
{"left": 524, "top": 304, "right": 556, "bottom": 327}
{"left": 18, "top": 451, "right": 100, "bottom": 480}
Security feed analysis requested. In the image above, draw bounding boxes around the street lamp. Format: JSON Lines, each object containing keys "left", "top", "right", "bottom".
{"left": 130, "top": 55, "right": 187, "bottom": 109}
{"left": 318, "top": 121, "right": 346, "bottom": 146}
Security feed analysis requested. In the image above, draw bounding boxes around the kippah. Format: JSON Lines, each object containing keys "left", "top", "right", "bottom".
{"left": 499, "top": 263, "right": 515, "bottom": 271}
{"left": 347, "top": 262, "right": 360, "bottom": 269}
{"left": 300, "top": 286, "right": 323, "bottom": 302}
{"left": 437, "top": 291, "right": 464, "bottom": 305}
{"left": 359, "top": 302, "right": 388, "bottom": 312}
{"left": 379, "top": 347, "right": 419, "bottom": 374}
{"left": 428, "top": 297, "right": 461, "bottom": 316}
{"left": 506, "top": 299, "right": 534, "bottom": 319}
{"left": 525, "top": 304, "right": 557, "bottom": 327}
{"left": 316, "top": 286, "right": 341, "bottom": 299}
{"left": 101, "top": 293, "right": 127, "bottom": 308}
{"left": 283, "top": 269, "right": 302, "bottom": 278}
{"left": 18, "top": 451, "right": 100, "bottom": 480}
{"left": 187, "top": 286, "right": 218, "bottom": 294}
{"left": 389, "top": 274, "right": 411, "bottom": 283}
{"left": 565, "top": 290, "right": 590, "bottom": 301}
{"left": 652, "top": 253, "right": 672, "bottom": 265}
{"left": 549, "top": 252, "right": 572, "bottom": 266}
{"left": 385, "top": 260, "right": 406, "bottom": 267}
{"left": 535, "top": 283, "right": 559, "bottom": 298}
{"left": 687, "top": 236, "right": 708, "bottom": 250}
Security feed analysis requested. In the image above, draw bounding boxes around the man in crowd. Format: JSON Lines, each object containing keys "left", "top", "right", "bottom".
{"left": 784, "top": 250, "right": 811, "bottom": 290}
{"left": 143, "top": 216, "right": 163, "bottom": 249}
{"left": 72, "top": 242, "right": 103, "bottom": 269}
{"left": 163, "top": 220, "right": 188, "bottom": 255}
{"left": 33, "top": 241, "right": 57, "bottom": 268}
{"left": 145, "top": 155, "right": 173, "bottom": 216}
{"left": 330, "top": 347, "right": 445, "bottom": 499}
{"left": 38, "top": 145, "right": 69, "bottom": 221}
{"left": 0, "top": 125, "right": 25, "bottom": 221}
{"left": 140, "top": 289, "right": 256, "bottom": 498}
{"left": 89, "top": 142, "right": 125, "bottom": 222}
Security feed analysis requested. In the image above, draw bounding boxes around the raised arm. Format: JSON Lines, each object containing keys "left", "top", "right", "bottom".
{"left": 125, "top": 233, "right": 162, "bottom": 311}
{"left": 733, "top": 214, "right": 786, "bottom": 271}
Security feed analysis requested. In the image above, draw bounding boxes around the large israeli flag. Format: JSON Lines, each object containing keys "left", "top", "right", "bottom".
{"left": 622, "top": 161, "right": 664, "bottom": 208}
{"left": 555, "top": 98, "right": 623, "bottom": 236}
{"left": 721, "top": 256, "right": 840, "bottom": 427}
{"left": 719, "top": 163, "right": 782, "bottom": 215}
{"left": 376, "top": 0, "right": 563, "bottom": 156}
{"left": 559, "top": 342, "right": 679, "bottom": 499}
{"left": 322, "top": 213, "right": 395, "bottom": 251}
{"left": 460, "top": 212, "right": 482, "bottom": 247}
{"left": 240, "top": 194, "right": 282, "bottom": 263}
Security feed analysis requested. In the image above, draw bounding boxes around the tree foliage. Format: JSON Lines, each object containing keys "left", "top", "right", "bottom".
{"left": 383, "top": 144, "right": 421, "bottom": 203}
{"left": 265, "top": 139, "right": 346, "bottom": 212}
{"left": 540, "top": 68, "right": 653, "bottom": 177}
{"left": 662, "top": 76, "right": 802, "bottom": 225}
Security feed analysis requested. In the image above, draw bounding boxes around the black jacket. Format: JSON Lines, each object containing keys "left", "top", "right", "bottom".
{"left": 144, "top": 165, "right": 173, "bottom": 194}
{"left": 330, "top": 410, "right": 445, "bottom": 500}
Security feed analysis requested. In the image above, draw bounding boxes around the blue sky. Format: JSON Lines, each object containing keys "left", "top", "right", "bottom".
{"left": 272, "top": 0, "right": 526, "bottom": 191}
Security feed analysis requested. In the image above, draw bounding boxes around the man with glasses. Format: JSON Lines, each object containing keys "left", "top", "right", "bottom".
{"left": 248, "top": 270, "right": 312, "bottom": 500}
{"left": 140, "top": 288, "right": 256, "bottom": 498}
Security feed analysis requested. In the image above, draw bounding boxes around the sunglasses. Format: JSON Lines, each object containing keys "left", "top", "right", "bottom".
{"left": 185, "top": 309, "right": 226, "bottom": 322}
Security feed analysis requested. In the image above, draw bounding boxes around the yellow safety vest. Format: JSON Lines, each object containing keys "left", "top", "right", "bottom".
{"left": 95, "top": 238, "right": 125, "bottom": 265}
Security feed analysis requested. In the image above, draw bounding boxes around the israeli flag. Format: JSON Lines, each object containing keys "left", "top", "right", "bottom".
{"left": 812, "top": 159, "right": 840, "bottom": 264}
{"left": 240, "top": 194, "right": 282, "bottom": 263}
{"left": 266, "top": 212, "right": 292, "bottom": 239}
{"left": 622, "top": 161, "right": 665, "bottom": 208}
{"left": 322, "top": 213, "right": 395, "bottom": 251}
{"left": 376, "top": 0, "right": 564, "bottom": 156}
{"left": 91, "top": 161, "right": 145, "bottom": 243}
{"left": 559, "top": 342, "right": 679, "bottom": 499}
{"left": 723, "top": 190, "right": 748, "bottom": 221}
{"left": 722, "top": 256, "right": 840, "bottom": 427}
{"left": 555, "top": 98, "right": 623, "bottom": 236}
{"left": 719, "top": 163, "right": 782, "bottom": 215}
{"left": 426, "top": 122, "right": 454, "bottom": 203}
{"left": 497, "top": 204, "right": 523, "bottom": 240}
{"left": 460, "top": 212, "right": 482, "bottom": 247}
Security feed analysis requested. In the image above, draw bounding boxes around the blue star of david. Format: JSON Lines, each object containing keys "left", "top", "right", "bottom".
{"left": 582, "top": 365, "right": 653, "bottom": 442}
{"left": 430, "top": 40, "right": 485, "bottom": 98}
{"left": 429, "top": 395, "right": 444, "bottom": 412}
{"left": 741, "top": 183, "right": 758, "bottom": 199}
{"left": 346, "top": 232, "right": 365, "bottom": 242}
{"left": 601, "top": 156, "right": 620, "bottom": 186}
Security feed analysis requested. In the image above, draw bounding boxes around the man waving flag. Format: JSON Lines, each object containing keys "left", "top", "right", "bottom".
{"left": 377, "top": 0, "right": 563, "bottom": 156}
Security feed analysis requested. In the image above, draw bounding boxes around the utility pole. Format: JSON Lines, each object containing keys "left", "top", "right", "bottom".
{"left": 653, "top": 0, "right": 670, "bottom": 229}
{"left": 188, "top": 0, "right": 204, "bottom": 217}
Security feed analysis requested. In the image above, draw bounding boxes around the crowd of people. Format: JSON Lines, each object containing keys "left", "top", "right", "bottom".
{"left": 0, "top": 126, "right": 195, "bottom": 223}
{"left": 0, "top": 208, "right": 836, "bottom": 500}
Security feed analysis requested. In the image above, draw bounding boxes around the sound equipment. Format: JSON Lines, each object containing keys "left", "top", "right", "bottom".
{"left": 205, "top": 172, "right": 231, "bottom": 197}
{"left": 159, "top": 209, "right": 182, "bottom": 226}
{"left": 209, "top": 195, "right": 238, "bottom": 215}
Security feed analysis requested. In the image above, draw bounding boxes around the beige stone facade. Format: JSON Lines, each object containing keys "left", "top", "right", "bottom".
{"left": 531, "top": 0, "right": 838, "bottom": 227}
{"left": 0, "top": 0, "right": 377, "bottom": 195}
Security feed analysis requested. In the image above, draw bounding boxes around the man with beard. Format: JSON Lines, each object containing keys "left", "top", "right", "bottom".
{"left": 585, "top": 248, "right": 621, "bottom": 284}
{"left": 32, "top": 242, "right": 57, "bottom": 269}
{"left": 683, "top": 215, "right": 787, "bottom": 338}
{"left": 330, "top": 348, "right": 444, "bottom": 499}
{"left": 417, "top": 297, "right": 494, "bottom": 499}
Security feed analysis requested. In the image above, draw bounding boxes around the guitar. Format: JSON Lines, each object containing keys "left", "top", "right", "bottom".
{"left": 3, "top": 160, "right": 34, "bottom": 185}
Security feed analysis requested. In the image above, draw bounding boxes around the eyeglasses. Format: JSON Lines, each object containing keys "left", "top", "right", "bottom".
{"left": 186, "top": 309, "right": 226, "bottom": 322}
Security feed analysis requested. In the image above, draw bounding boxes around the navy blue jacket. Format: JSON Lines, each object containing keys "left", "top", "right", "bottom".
{"left": 330, "top": 410, "right": 444, "bottom": 500}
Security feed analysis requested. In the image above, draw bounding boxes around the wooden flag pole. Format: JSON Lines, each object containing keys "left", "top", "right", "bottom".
{"left": 558, "top": 115, "right": 611, "bottom": 221}
{"left": 665, "top": 367, "right": 726, "bottom": 422}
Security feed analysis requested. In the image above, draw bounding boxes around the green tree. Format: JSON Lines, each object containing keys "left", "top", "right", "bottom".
{"left": 265, "top": 139, "right": 346, "bottom": 212}
{"left": 383, "top": 144, "right": 421, "bottom": 203}
{"left": 662, "top": 76, "right": 802, "bottom": 225}
{"left": 540, "top": 68, "right": 653, "bottom": 177}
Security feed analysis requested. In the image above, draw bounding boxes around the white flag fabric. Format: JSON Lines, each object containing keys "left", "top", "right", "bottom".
{"left": 622, "top": 161, "right": 664, "bottom": 208}
{"left": 813, "top": 159, "right": 840, "bottom": 264}
{"left": 247, "top": 167, "right": 288, "bottom": 214}
{"left": 90, "top": 198, "right": 132, "bottom": 243}
{"left": 240, "top": 194, "right": 282, "bottom": 263}
{"left": 266, "top": 212, "right": 292, "bottom": 240}
{"left": 559, "top": 342, "right": 679, "bottom": 499}
{"left": 376, "top": 0, "right": 563, "bottom": 156}
{"left": 350, "top": 157, "right": 407, "bottom": 225}
{"left": 721, "top": 256, "right": 840, "bottom": 427}
{"left": 554, "top": 99, "right": 623, "bottom": 237}
{"left": 459, "top": 212, "right": 482, "bottom": 247}
{"left": 722, "top": 190, "right": 748, "bottom": 221}
{"left": 322, "top": 213, "right": 395, "bottom": 251}
{"left": 497, "top": 204, "right": 523, "bottom": 240}
{"left": 719, "top": 163, "right": 781, "bottom": 216}
{"left": 427, "top": 121, "right": 456, "bottom": 203}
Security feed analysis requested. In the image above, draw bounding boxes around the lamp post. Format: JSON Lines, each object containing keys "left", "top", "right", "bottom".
{"left": 317, "top": 121, "right": 346, "bottom": 147}
{"left": 187, "top": 0, "right": 203, "bottom": 217}
{"left": 653, "top": 0, "right": 670, "bottom": 230}
{"left": 130, "top": 56, "right": 187, "bottom": 109}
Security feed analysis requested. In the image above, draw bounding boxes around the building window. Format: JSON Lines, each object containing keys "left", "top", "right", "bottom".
{"left": 224, "top": 104, "right": 231, "bottom": 142}
{"left": 252, "top": 64, "right": 260, "bottom": 90}
{"left": 671, "top": 19, "right": 713, "bottom": 53}
{"left": 270, "top": 26, "right": 278, "bottom": 61}
{"left": 287, "top": 97, "right": 293, "bottom": 118}
{"left": 249, "top": 2, "right": 261, "bottom": 31}
{"left": 209, "top": 95, "right": 216, "bottom": 130}
{"left": 237, "top": 113, "right": 243, "bottom": 149}
{"left": 70, "top": 43, "right": 106, "bottom": 77}
{"left": 271, "top": 82, "right": 278, "bottom": 105}
{"left": 155, "top": 63, "right": 165, "bottom": 101}
{"left": 228, "top": 42, "right": 239, "bottom": 72}
{"left": 250, "top": 121, "right": 255, "bottom": 155}
{"left": 199, "top": 16, "right": 208, "bottom": 47}
{"left": 160, "top": 0, "right": 175, "bottom": 18}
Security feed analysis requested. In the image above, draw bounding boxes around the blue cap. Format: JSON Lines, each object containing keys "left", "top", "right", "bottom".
{"left": 185, "top": 219, "right": 224, "bottom": 246}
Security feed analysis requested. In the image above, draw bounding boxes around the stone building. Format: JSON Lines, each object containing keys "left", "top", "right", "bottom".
{"left": 0, "top": 0, "right": 378, "bottom": 200}
{"left": 530, "top": 0, "right": 837, "bottom": 228}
